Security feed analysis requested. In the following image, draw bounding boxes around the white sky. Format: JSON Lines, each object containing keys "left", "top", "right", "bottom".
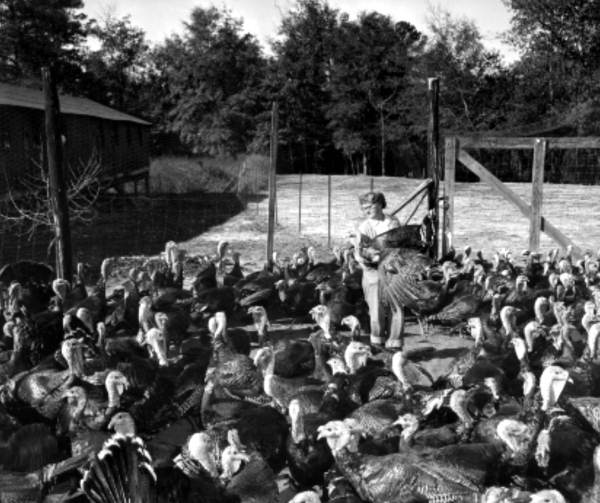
{"left": 82, "top": 0, "right": 519, "bottom": 62}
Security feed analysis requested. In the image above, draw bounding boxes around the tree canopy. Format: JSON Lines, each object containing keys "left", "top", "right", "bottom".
{"left": 1, "top": 0, "right": 598, "bottom": 173}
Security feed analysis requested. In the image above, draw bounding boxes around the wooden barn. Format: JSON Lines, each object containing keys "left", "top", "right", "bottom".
{"left": 0, "top": 83, "right": 151, "bottom": 196}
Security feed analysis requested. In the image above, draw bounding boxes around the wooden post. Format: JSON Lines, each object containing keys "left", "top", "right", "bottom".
{"left": 380, "top": 106, "right": 385, "bottom": 176}
{"left": 442, "top": 136, "right": 457, "bottom": 256}
{"left": 530, "top": 138, "right": 546, "bottom": 251}
{"left": 42, "top": 67, "right": 72, "bottom": 280}
{"left": 370, "top": 177, "right": 374, "bottom": 192}
{"left": 327, "top": 174, "right": 332, "bottom": 248}
{"left": 298, "top": 171, "right": 302, "bottom": 234}
{"left": 266, "top": 102, "right": 278, "bottom": 262}
{"left": 427, "top": 77, "right": 440, "bottom": 258}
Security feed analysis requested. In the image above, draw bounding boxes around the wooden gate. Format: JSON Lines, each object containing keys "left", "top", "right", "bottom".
{"left": 442, "top": 136, "right": 600, "bottom": 259}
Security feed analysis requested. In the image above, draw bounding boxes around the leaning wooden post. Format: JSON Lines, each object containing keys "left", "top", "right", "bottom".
{"left": 427, "top": 77, "right": 440, "bottom": 258}
{"left": 530, "top": 138, "right": 546, "bottom": 252}
{"left": 442, "top": 136, "right": 457, "bottom": 257}
{"left": 42, "top": 67, "right": 72, "bottom": 280}
{"left": 298, "top": 171, "right": 302, "bottom": 234}
{"left": 266, "top": 102, "right": 278, "bottom": 263}
{"left": 327, "top": 174, "right": 332, "bottom": 248}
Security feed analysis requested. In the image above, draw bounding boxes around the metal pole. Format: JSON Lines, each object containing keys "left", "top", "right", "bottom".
{"left": 42, "top": 66, "right": 72, "bottom": 280}
{"left": 266, "top": 102, "right": 278, "bottom": 262}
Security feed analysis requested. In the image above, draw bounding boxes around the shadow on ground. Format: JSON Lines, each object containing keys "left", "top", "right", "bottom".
{"left": 0, "top": 192, "right": 265, "bottom": 271}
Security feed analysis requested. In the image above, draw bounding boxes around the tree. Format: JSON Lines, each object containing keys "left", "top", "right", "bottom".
{"left": 81, "top": 14, "right": 150, "bottom": 115}
{"left": 421, "top": 7, "right": 514, "bottom": 132}
{"left": 0, "top": 0, "right": 87, "bottom": 81}
{"left": 505, "top": 0, "right": 600, "bottom": 68}
{"left": 271, "top": 0, "right": 340, "bottom": 172}
{"left": 151, "top": 7, "right": 266, "bottom": 156}
{"left": 327, "top": 12, "right": 424, "bottom": 175}
{"left": 504, "top": 0, "right": 600, "bottom": 133}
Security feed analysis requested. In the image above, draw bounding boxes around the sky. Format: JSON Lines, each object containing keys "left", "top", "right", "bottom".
{"left": 82, "top": 0, "right": 520, "bottom": 62}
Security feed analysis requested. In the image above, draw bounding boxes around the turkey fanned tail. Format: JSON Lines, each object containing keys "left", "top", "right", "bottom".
{"left": 80, "top": 434, "right": 157, "bottom": 503}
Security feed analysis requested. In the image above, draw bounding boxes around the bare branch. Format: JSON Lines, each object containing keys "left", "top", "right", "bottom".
{"left": 0, "top": 149, "right": 105, "bottom": 240}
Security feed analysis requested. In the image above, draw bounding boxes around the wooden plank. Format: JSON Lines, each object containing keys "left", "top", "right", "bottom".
{"left": 327, "top": 174, "right": 332, "bottom": 248}
{"left": 404, "top": 189, "right": 428, "bottom": 226}
{"left": 458, "top": 149, "right": 582, "bottom": 257}
{"left": 390, "top": 178, "right": 433, "bottom": 217}
{"left": 266, "top": 102, "right": 278, "bottom": 263}
{"left": 458, "top": 136, "right": 600, "bottom": 150}
{"left": 459, "top": 149, "right": 530, "bottom": 214}
{"left": 529, "top": 139, "right": 546, "bottom": 251}
{"left": 458, "top": 137, "right": 535, "bottom": 149}
{"left": 541, "top": 218, "right": 579, "bottom": 253}
{"left": 442, "top": 137, "right": 457, "bottom": 256}
{"left": 427, "top": 77, "right": 440, "bottom": 258}
{"left": 298, "top": 172, "right": 302, "bottom": 234}
{"left": 548, "top": 137, "right": 600, "bottom": 149}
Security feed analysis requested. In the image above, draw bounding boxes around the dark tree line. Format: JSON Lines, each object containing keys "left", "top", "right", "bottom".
{"left": 2, "top": 0, "right": 600, "bottom": 176}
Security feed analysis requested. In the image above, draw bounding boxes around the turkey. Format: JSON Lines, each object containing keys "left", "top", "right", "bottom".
{"left": 378, "top": 248, "right": 459, "bottom": 341}
{"left": 80, "top": 433, "right": 157, "bottom": 503}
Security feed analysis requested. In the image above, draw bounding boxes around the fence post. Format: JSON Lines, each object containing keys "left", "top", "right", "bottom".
{"left": 42, "top": 66, "right": 72, "bottom": 280}
{"left": 442, "top": 136, "right": 457, "bottom": 256}
{"left": 370, "top": 177, "right": 374, "bottom": 192}
{"left": 266, "top": 102, "right": 278, "bottom": 263}
{"left": 427, "top": 77, "right": 440, "bottom": 259}
{"left": 530, "top": 138, "right": 546, "bottom": 252}
{"left": 298, "top": 172, "right": 302, "bottom": 234}
{"left": 327, "top": 175, "right": 332, "bottom": 249}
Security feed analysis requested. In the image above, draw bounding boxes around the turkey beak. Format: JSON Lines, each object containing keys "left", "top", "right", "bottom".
{"left": 234, "top": 451, "right": 251, "bottom": 463}
{"left": 107, "top": 416, "right": 118, "bottom": 431}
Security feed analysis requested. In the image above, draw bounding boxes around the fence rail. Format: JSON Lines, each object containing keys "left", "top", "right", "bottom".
{"left": 443, "top": 135, "right": 600, "bottom": 259}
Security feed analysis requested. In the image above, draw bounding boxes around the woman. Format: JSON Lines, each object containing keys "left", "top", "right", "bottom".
{"left": 354, "top": 192, "right": 404, "bottom": 350}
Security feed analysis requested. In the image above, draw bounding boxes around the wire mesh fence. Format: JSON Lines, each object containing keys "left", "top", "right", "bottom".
{"left": 0, "top": 193, "right": 247, "bottom": 269}
{"left": 3, "top": 148, "right": 600, "bottom": 275}
{"left": 183, "top": 174, "right": 432, "bottom": 271}
{"left": 447, "top": 142, "right": 600, "bottom": 256}
{"left": 456, "top": 147, "right": 600, "bottom": 184}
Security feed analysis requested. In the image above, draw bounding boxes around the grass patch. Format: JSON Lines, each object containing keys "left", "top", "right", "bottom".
{"left": 149, "top": 154, "right": 269, "bottom": 195}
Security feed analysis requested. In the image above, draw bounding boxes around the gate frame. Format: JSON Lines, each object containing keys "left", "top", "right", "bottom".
{"left": 442, "top": 135, "right": 600, "bottom": 259}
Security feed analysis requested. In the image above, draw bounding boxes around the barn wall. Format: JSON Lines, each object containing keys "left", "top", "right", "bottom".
{"left": 0, "top": 104, "right": 150, "bottom": 195}
{"left": 0, "top": 107, "right": 44, "bottom": 186}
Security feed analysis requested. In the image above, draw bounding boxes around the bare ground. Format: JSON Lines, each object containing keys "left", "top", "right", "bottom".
{"left": 178, "top": 174, "right": 600, "bottom": 269}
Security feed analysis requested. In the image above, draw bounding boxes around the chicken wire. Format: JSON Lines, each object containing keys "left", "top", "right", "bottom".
{"left": 0, "top": 193, "right": 246, "bottom": 270}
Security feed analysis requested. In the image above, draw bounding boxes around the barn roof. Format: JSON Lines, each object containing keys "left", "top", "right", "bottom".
{"left": 0, "top": 83, "right": 151, "bottom": 125}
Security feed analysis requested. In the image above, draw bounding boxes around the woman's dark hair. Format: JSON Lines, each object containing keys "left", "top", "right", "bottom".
{"left": 358, "top": 191, "right": 386, "bottom": 209}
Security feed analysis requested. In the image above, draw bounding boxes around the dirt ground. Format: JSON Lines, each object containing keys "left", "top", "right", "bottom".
{"left": 175, "top": 174, "right": 600, "bottom": 271}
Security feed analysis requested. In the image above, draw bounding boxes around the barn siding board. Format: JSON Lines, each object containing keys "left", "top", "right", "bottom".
{"left": 0, "top": 84, "right": 150, "bottom": 195}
